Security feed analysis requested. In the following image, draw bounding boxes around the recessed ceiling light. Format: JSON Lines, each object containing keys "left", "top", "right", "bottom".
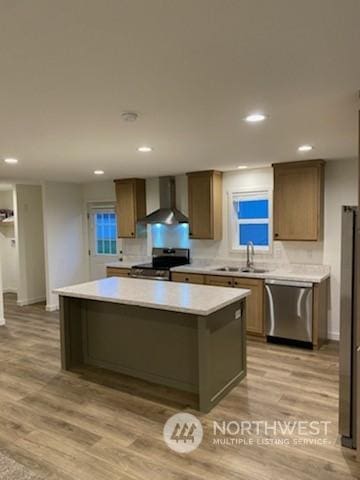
{"left": 237, "top": 165, "right": 248, "bottom": 170}
{"left": 298, "top": 144, "right": 313, "bottom": 152}
{"left": 137, "top": 146, "right": 153, "bottom": 152}
{"left": 4, "top": 158, "right": 18, "bottom": 164}
{"left": 245, "top": 113, "right": 267, "bottom": 123}
{"left": 94, "top": 170, "right": 104, "bottom": 175}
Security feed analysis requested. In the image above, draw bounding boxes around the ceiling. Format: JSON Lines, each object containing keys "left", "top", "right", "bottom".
{"left": 0, "top": 0, "right": 359, "bottom": 183}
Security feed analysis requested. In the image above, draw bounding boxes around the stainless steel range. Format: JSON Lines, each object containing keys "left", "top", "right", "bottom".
{"left": 130, "top": 248, "right": 190, "bottom": 281}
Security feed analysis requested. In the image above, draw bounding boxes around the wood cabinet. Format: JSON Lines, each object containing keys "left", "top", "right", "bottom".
{"left": 114, "top": 178, "right": 146, "bottom": 238}
{"left": 205, "top": 275, "right": 264, "bottom": 335}
{"left": 233, "top": 277, "right": 264, "bottom": 336}
{"left": 106, "top": 267, "right": 131, "bottom": 278}
{"left": 171, "top": 272, "right": 205, "bottom": 284}
{"left": 205, "top": 275, "right": 234, "bottom": 287}
{"left": 187, "top": 170, "right": 222, "bottom": 240}
{"left": 273, "top": 160, "right": 325, "bottom": 241}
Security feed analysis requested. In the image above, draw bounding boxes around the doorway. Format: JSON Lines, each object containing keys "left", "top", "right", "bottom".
{"left": 88, "top": 204, "right": 118, "bottom": 280}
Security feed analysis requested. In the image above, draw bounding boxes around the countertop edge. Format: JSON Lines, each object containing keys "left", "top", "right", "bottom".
{"left": 170, "top": 266, "right": 330, "bottom": 283}
{"left": 54, "top": 288, "right": 251, "bottom": 316}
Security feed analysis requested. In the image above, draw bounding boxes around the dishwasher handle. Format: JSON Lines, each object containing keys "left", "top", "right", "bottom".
{"left": 265, "top": 279, "right": 313, "bottom": 288}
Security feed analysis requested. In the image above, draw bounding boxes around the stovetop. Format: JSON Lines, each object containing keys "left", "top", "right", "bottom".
{"left": 131, "top": 248, "right": 190, "bottom": 271}
{"left": 130, "top": 248, "right": 190, "bottom": 279}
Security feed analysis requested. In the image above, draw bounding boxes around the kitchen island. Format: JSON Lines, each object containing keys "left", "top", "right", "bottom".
{"left": 55, "top": 277, "right": 250, "bottom": 412}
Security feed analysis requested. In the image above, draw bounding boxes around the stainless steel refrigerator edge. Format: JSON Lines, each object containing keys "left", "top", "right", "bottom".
{"left": 339, "top": 206, "right": 358, "bottom": 448}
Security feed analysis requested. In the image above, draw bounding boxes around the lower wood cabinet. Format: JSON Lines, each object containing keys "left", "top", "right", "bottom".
{"left": 205, "top": 275, "right": 234, "bottom": 287}
{"left": 233, "top": 277, "right": 264, "bottom": 336}
{"left": 106, "top": 267, "right": 131, "bottom": 278}
{"left": 171, "top": 272, "right": 205, "bottom": 284}
{"left": 173, "top": 272, "right": 265, "bottom": 336}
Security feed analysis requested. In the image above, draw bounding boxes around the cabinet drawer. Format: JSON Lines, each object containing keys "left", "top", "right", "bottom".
{"left": 171, "top": 272, "right": 205, "bottom": 284}
{"left": 232, "top": 277, "right": 261, "bottom": 287}
{"left": 205, "top": 275, "right": 233, "bottom": 287}
{"left": 106, "top": 267, "right": 131, "bottom": 278}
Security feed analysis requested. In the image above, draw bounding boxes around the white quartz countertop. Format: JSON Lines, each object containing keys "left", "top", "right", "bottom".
{"left": 54, "top": 277, "right": 250, "bottom": 316}
{"left": 170, "top": 264, "right": 330, "bottom": 283}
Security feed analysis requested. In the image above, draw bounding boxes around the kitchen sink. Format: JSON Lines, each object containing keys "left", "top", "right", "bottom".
{"left": 240, "top": 267, "right": 268, "bottom": 274}
{"left": 214, "top": 266, "right": 269, "bottom": 274}
{"left": 215, "top": 266, "right": 241, "bottom": 272}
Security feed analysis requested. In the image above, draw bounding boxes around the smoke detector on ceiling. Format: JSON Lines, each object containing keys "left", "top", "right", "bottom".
{"left": 121, "top": 112, "right": 139, "bottom": 122}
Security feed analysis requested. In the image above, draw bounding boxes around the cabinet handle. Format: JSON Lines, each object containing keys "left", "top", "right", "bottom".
{"left": 189, "top": 232, "right": 192, "bottom": 236}
{"left": 185, "top": 278, "right": 189, "bottom": 282}
{"left": 234, "top": 281, "right": 238, "bottom": 285}
{"left": 274, "top": 233, "right": 279, "bottom": 238}
{"left": 131, "top": 232, "right": 134, "bottom": 236}
{"left": 228, "top": 281, "right": 232, "bottom": 285}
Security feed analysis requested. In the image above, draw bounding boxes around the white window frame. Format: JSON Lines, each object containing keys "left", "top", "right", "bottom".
{"left": 91, "top": 206, "right": 118, "bottom": 257}
{"left": 228, "top": 187, "right": 273, "bottom": 253}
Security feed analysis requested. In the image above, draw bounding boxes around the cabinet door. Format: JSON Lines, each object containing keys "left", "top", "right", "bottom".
{"left": 106, "top": 267, "right": 131, "bottom": 278}
{"left": 188, "top": 173, "right": 212, "bottom": 239}
{"left": 273, "top": 162, "right": 324, "bottom": 241}
{"left": 233, "top": 277, "right": 264, "bottom": 335}
{"left": 115, "top": 181, "right": 136, "bottom": 238}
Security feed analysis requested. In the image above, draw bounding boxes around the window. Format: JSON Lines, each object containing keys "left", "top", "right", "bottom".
{"left": 94, "top": 211, "right": 117, "bottom": 255}
{"left": 230, "top": 190, "right": 271, "bottom": 251}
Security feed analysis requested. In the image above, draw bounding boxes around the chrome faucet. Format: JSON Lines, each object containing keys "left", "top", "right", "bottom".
{"left": 246, "top": 241, "right": 255, "bottom": 270}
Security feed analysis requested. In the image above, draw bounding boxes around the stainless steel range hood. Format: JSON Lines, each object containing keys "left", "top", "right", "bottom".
{"left": 138, "top": 176, "right": 188, "bottom": 225}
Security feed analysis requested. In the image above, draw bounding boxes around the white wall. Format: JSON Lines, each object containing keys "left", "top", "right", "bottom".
{"left": 43, "top": 182, "right": 87, "bottom": 310}
{"left": 0, "top": 190, "right": 18, "bottom": 293}
{"left": 323, "top": 159, "right": 358, "bottom": 339}
{"left": 15, "top": 184, "right": 46, "bottom": 306}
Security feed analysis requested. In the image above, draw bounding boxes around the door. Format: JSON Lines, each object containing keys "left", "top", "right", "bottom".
{"left": 188, "top": 173, "right": 212, "bottom": 239}
{"left": 234, "top": 277, "right": 264, "bottom": 335}
{"left": 273, "top": 163, "right": 323, "bottom": 241}
{"left": 88, "top": 206, "right": 118, "bottom": 280}
{"left": 115, "top": 181, "right": 136, "bottom": 238}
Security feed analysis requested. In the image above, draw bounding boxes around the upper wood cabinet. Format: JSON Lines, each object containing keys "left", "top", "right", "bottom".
{"left": 114, "top": 178, "right": 146, "bottom": 238}
{"left": 273, "top": 160, "right": 325, "bottom": 241}
{"left": 186, "top": 170, "right": 222, "bottom": 240}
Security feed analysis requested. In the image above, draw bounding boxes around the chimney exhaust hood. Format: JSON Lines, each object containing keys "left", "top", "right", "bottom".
{"left": 138, "top": 176, "right": 188, "bottom": 225}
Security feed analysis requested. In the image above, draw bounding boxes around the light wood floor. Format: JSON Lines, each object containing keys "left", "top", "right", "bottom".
{"left": 0, "top": 293, "right": 359, "bottom": 480}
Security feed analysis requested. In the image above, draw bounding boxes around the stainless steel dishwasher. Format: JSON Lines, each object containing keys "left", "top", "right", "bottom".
{"left": 265, "top": 279, "right": 313, "bottom": 348}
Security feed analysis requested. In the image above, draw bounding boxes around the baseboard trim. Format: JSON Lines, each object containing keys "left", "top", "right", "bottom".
{"left": 3, "top": 288, "right": 17, "bottom": 294}
{"left": 17, "top": 296, "right": 46, "bottom": 307}
{"left": 328, "top": 331, "right": 340, "bottom": 341}
{"left": 46, "top": 304, "right": 59, "bottom": 312}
